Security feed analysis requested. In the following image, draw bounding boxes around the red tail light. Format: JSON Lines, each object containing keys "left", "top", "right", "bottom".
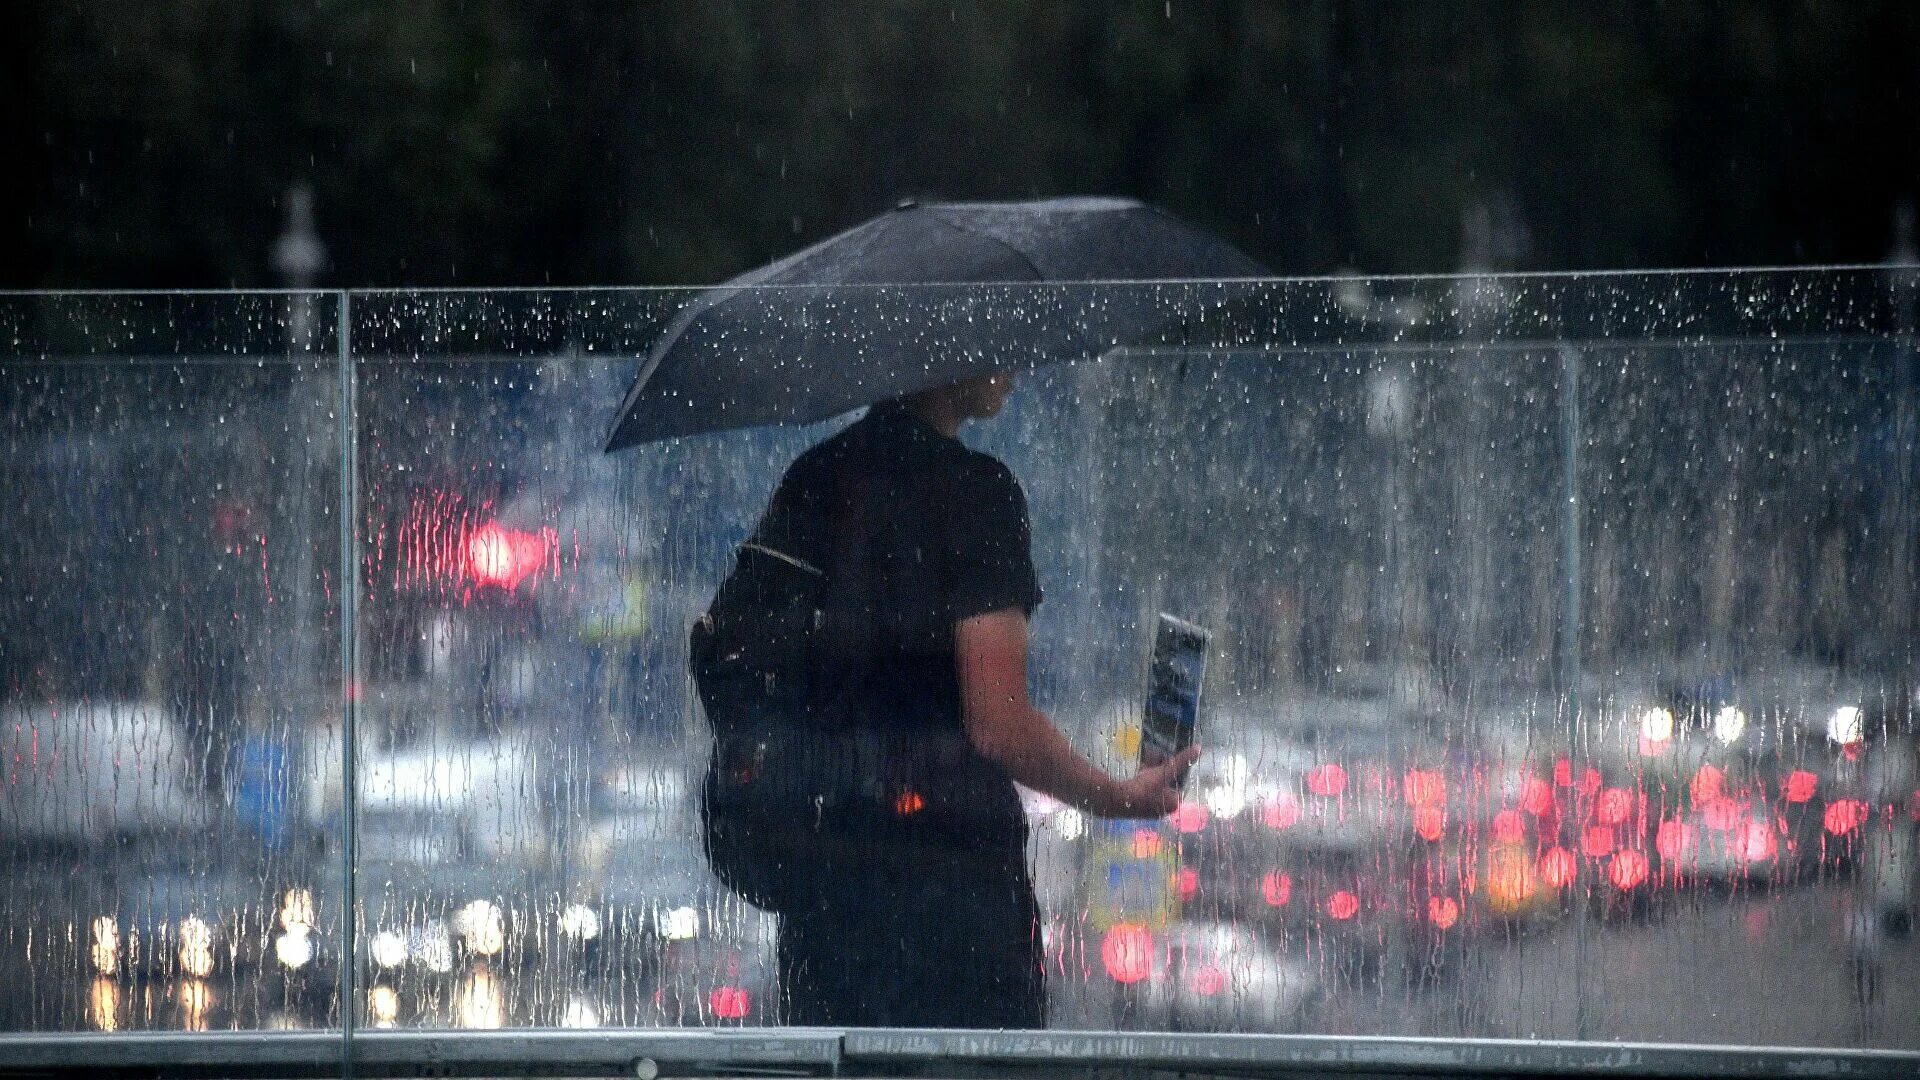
{"left": 1656, "top": 819, "right": 1695, "bottom": 861}
{"left": 1609, "top": 850, "right": 1650, "bottom": 889}
{"left": 1595, "top": 787, "right": 1634, "bottom": 826}
{"left": 1540, "top": 846, "right": 1578, "bottom": 888}
{"left": 1690, "top": 765, "right": 1725, "bottom": 805}
{"left": 1428, "top": 895, "right": 1460, "bottom": 929}
{"left": 1783, "top": 770, "right": 1819, "bottom": 804}
{"left": 1306, "top": 763, "right": 1348, "bottom": 798}
{"left": 1327, "top": 890, "right": 1360, "bottom": 921}
{"left": 1189, "top": 965, "right": 1228, "bottom": 997}
{"left": 1520, "top": 776, "right": 1555, "bottom": 817}
{"left": 1261, "top": 793, "right": 1302, "bottom": 830}
{"left": 1101, "top": 924, "right": 1153, "bottom": 984}
{"left": 1702, "top": 797, "right": 1742, "bottom": 832}
{"left": 1404, "top": 769, "right": 1446, "bottom": 808}
{"left": 1581, "top": 825, "right": 1616, "bottom": 858}
{"left": 709, "top": 986, "right": 751, "bottom": 1020}
{"left": 1176, "top": 867, "right": 1199, "bottom": 901}
{"left": 1261, "top": 871, "right": 1292, "bottom": 907}
{"left": 1824, "top": 799, "right": 1870, "bottom": 837}
{"left": 1414, "top": 806, "right": 1446, "bottom": 842}
{"left": 466, "top": 522, "right": 554, "bottom": 590}
{"left": 1491, "top": 809, "right": 1527, "bottom": 844}
{"left": 1170, "top": 800, "right": 1210, "bottom": 834}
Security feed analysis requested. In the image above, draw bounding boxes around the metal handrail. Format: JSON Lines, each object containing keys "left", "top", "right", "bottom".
{"left": 2, "top": 1028, "right": 1917, "bottom": 1080}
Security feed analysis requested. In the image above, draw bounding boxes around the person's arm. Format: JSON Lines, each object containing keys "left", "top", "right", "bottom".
{"left": 956, "top": 608, "right": 1197, "bottom": 819}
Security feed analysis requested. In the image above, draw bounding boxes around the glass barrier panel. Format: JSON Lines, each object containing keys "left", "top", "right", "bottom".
{"left": 344, "top": 270, "right": 1918, "bottom": 1049}
{"left": 0, "top": 293, "right": 345, "bottom": 1034}
{"left": 5, "top": 269, "right": 1917, "bottom": 1066}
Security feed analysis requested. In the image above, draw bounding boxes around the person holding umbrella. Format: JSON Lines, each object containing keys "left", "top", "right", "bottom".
{"left": 609, "top": 199, "right": 1262, "bottom": 1026}
{"left": 733, "top": 367, "right": 1198, "bottom": 1027}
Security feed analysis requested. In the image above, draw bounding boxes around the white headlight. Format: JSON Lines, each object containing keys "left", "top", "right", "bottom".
{"left": 275, "top": 929, "right": 313, "bottom": 969}
{"left": 412, "top": 924, "right": 454, "bottom": 973}
{"left": 1052, "top": 807, "right": 1086, "bottom": 841}
{"left": 1639, "top": 707, "right": 1675, "bottom": 743}
{"left": 454, "top": 900, "right": 505, "bottom": 957}
{"left": 456, "top": 969, "right": 504, "bottom": 1029}
{"left": 178, "top": 916, "right": 215, "bottom": 978}
{"left": 370, "top": 930, "right": 409, "bottom": 969}
{"left": 1712, "top": 705, "right": 1747, "bottom": 745}
{"left": 659, "top": 906, "right": 700, "bottom": 941}
{"left": 90, "top": 916, "right": 120, "bottom": 975}
{"left": 280, "top": 888, "right": 316, "bottom": 933}
{"left": 561, "top": 996, "right": 602, "bottom": 1028}
{"left": 1202, "top": 782, "right": 1249, "bottom": 820}
{"left": 558, "top": 903, "right": 601, "bottom": 942}
{"left": 1827, "top": 706, "right": 1864, "bottom": 745}
{"left": 367, "top": 985, "right": 400, "bottom": 1026}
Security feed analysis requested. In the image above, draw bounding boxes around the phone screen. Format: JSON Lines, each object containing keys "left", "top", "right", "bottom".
{"left": 1140, "top": 613, "right": 1209, "bottom": 774}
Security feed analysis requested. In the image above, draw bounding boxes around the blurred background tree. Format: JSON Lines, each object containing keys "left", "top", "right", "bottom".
{"left": 7, "top": 0, "right": 1916, "bottom": 288}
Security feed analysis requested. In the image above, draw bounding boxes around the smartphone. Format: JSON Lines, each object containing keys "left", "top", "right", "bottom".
{"left": 1140, "top": 613, "right": 1210, "bottom": 777}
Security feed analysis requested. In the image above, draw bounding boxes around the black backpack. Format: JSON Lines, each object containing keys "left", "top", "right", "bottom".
{"left": 689, "top": 538, "right": 878, "bottom": 912}
{"left": 690, "top": 538, "right": 1025, "bottom": 912}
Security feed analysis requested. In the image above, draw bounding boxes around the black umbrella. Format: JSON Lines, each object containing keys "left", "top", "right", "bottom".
{"left": 604, "top": 197, "right": 1267, "bottom": 450}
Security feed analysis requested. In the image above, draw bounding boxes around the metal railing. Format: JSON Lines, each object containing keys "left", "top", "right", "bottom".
{"left": 2, "top": 1029, "right": 1917, "bottom": 1080}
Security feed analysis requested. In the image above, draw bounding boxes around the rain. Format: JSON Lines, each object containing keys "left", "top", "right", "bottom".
{"left": 3, "top": 270, "right": 1918, "bottom": 1049}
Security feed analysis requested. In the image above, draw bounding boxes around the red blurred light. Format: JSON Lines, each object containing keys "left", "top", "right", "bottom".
{"left": 1404, "top": 769, "right": 1446, "bottom": 808}
{"left": 1656, "top": 819, "right": 1695, "bottom": 861}
{"left": 1540, "top": 846, "right": 1578, "bottom": 888}
{"left": 1595, "top": 787, "right": 1634, "bottom": 826}
{"left": 1261, "top": 871, "right": 1292, "bottom": 907}
{"left": 893, "top": 790, "right": 925, "bottom": 816}
{"left": 1130, "top": 830, "right": 1162, "bottom": 859}
{"left": 709, "top": 986, "right": 751, "bottom": 1020}
{"left": 1176, "top": 866, "right": 1199, "bottom": 901}
{"left": 1783, "top": 770, "right": 1819, "bottom": 804}
{"left": 1608, "top": 850, "right": 1650, "bottom": 889}
{"left": 1414, "top": 806, "right": 1446, "bottom": 842}
{"left": 1581, "top": 825, "right": 1616, "bottom": 858}
{"left": 1261, "top": 793, "right": 1302, "bottom": 830}
{"left": 1189, "top": 965, "right": 1228, "bottom": 997}
{"left": 465, "top": 522, "right": 552, "bottom": 590}
{"left": 1553, "top": 758, "right": 1573, "bottom": 787}
{"left": 1170, "top": 800, "right": 1210, "bottom": 833}
{"left": 1327, "top": 891, "right": 1360, "bottom": 921}
{"left": 1824, "top": 799, "right": 1870, "bottom": 837}
{"left": 1741, "top": 819, "right": 1778, "bottom": 862}
{"left": 1306, "top": 763, "right": 1348, "bottom": 798}
{"left": 1428, "top": 895, "right": 1461, "bottom": 930}
{"left": 1491, "top": 809, "right": 1527, "bottom": 845}
{"left": 1690, "top": 764, "right": 1725, "bottom": 805}
{"left": 1702, "top": 797, "right": 1742, "bottom": 832}
{"left": 1521, "top": 776, "right": 1555, "bottom": 817}
{"left": 1101, "top": 924, "right": 1153, "bottom": 984}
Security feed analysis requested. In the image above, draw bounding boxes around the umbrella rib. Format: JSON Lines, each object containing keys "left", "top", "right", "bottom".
{"left": 935, "top": 217, "right": 1047, "bottom": 282}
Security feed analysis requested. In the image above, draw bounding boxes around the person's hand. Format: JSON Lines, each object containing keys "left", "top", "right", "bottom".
{"left": 1106, "top": 746, "right": 1201, "bottom": 818}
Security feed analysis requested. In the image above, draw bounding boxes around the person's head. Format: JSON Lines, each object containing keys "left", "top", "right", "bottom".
{"left": 898, "top": 370, "right": 1016, "bottom": 435}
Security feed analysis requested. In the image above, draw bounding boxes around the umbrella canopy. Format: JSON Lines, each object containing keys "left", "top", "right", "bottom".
{"left": 605, "top": 197, "right": 1266, "bottom": 450}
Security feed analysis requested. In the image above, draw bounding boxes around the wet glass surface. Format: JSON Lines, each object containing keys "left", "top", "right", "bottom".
{"left": 0, "top": 293, "right": 345, "bottom": 1034}
{"left": 3, "top": 271, "right": 1919, "bottom": 1050}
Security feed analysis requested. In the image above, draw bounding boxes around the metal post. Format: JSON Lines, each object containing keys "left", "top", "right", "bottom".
{"left": 1558, "top": 342, "right": 1585, "bottom": 1042}
{"left": 336, "top": 290, "right": 359, "bottom": 1078}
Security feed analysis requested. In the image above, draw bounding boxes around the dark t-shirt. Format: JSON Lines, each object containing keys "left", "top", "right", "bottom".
{"left": 752, "top": 401, "right": 1048, "bottom": 1027}
{"left": 748, "top": 401, "right": 1040, "bottom": 848}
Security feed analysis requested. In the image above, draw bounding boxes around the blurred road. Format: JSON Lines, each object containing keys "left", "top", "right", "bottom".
{"left": 1310, "top": 883, "right": 1920, "bottom": 1050}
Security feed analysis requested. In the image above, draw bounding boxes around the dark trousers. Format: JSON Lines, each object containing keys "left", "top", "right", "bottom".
{"left": 776, "top": 842, "right": 1045, "bottom": 1029}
